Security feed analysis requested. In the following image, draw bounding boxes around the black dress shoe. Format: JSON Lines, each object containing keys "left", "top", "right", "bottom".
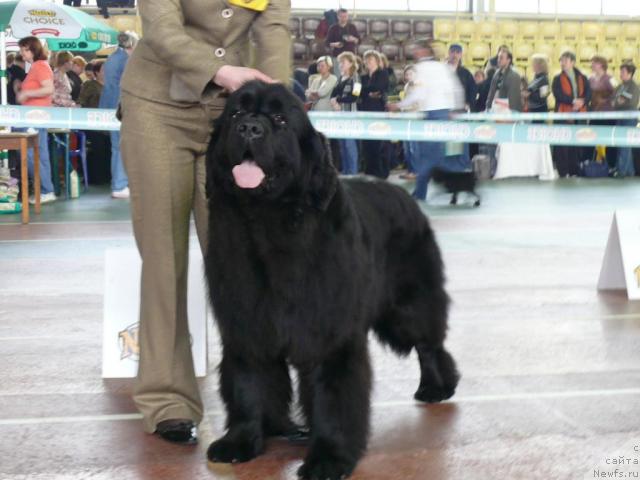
{"left": 281, "top": 427, "right": 310, "bottom": 445}
{"left": 155, "top": 419, "right": 198, "bottom": 445}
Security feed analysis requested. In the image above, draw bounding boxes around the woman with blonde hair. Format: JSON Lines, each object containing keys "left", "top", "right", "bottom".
{"left": 306, "top": 55, "right": 338, "bottom": 112}
{"left": 68, "top": 56, "right": 86, "bottom": 100}
{"left": 525, "top": 54, "right": 550, "bottom": 114}
{"left": 52, "top": 51, "right": 77, "bottom": 107}
{"left": 331, "top": 51, "right": 361, "bottom": 174}
{"left": 359, "top": 50, "right": 389, "bottom": 178}
{"left": 399, "top": 64, "right": 419, "bottom": 179}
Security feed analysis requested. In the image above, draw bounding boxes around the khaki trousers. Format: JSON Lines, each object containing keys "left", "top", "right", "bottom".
{"left": 120, "top": 92, "right": 219, "bottom": 433}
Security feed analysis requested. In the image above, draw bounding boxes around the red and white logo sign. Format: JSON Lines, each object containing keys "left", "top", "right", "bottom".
{"left": 10, "top": 0, "right": 80, "bottom": 39}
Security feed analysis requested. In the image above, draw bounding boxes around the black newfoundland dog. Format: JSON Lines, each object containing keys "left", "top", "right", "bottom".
{"left": 204, "top": 81, "right": 459, "bottom": 480}
{"left": 430, "top": 168, "right": 481, "bottom": 207}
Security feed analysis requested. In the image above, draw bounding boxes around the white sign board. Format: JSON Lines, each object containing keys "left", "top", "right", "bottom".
{"left": 102, "top": 248, "right": 209, "bottom": 378}
{"left": 10, "top": 0, "right": 82, "bottom": 39}
{"left": 597, "top": 211, "right": 640, "bottom": 300}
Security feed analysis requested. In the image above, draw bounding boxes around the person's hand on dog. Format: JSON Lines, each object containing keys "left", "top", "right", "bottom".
{"left": 213, "top": 65, "right": 275, "bottom": 93}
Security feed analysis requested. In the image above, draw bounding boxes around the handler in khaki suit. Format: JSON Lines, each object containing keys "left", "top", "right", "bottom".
{"left": 119, "top": 0, "right": 291, "bottom": 444}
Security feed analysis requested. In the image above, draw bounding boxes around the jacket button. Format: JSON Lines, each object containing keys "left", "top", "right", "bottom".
{"left": 215, "top": 48, "right": 226, "bottom": 58}
{"left": 221, "top": 8, "right": 233, "bottom": 18}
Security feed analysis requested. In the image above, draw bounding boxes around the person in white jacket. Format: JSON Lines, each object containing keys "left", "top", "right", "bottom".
{"left": 306, "top": 56, "right": 338, "bottom": 112}
{"left": 388, "top": 39, "right": 464, "bottom": 201}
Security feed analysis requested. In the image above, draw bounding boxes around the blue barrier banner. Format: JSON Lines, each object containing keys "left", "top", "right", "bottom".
{"left": 0, "top": 105, "right": 639, "bottom": 146}
{"left": 453, "top": 111, "right": 640, "bottom": 121}
{"left": 0, "top": 105, "right": 119, "bottom": 131}
{"left": 311, "top": 110, "right": 640, "bottom": 121}
{"left": 310, "top": 117, "right": 640, "bottom": 146}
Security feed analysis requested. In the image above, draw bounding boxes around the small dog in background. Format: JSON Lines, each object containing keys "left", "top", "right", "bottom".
{"left": 431, "top": 168, "right": 481, "bottom": 207}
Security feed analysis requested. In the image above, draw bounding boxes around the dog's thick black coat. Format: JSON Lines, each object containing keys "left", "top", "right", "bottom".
{"left": 431, "top": 168, "right": 481, "bottom": 207}
{"left": 204, "top": 81, "right": 459, "bottom": 480}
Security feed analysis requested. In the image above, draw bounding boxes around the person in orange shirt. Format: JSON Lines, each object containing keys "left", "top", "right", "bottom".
{"left": 17, "top": 37, "right": 56, "bottom": 204}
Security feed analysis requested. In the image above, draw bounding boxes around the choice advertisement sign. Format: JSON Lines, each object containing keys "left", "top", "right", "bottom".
{"left": 10, "top": 0, "right": 81, "bottom": 38}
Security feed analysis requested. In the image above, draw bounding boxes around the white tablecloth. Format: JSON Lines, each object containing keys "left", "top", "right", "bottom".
{"left": 495, "top": 143, "right": 558, "bottom": 181}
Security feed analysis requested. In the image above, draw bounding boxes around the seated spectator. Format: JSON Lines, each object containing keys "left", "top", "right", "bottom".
{"left": 612, "top": 62, "right": 639, "bottom": 177}
{"left": 525, "top": 54, "right": 550, "bottom": 114}
{"left": 69, "top": 56, "right": 86, "bottom": 101}
{"left": 331, "top": 51, "right": 361, "bottom": 175}
{"left": 52, "top": 51, "right": 78, "bottom": 108}
{"left": 552, "top": 51, "right": 591, "bottom": 177}
{"left": 305, "top": 56, "right": 338, "bottom": 112}
{"left": 78, "top": 60, "right": 104, "bottom": 108}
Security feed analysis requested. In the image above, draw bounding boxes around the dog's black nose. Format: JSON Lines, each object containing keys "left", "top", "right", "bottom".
{"left": 237, "top": 118, "right": 264, "bottom": 140}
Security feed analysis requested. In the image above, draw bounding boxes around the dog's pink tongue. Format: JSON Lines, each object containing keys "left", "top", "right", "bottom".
{"left": 232, "top": 161, "right": 265, "bottom": 189}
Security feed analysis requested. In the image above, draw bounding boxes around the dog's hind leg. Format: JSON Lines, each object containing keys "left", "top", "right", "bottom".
{"left": 375, "top": 287, "right": 459, "bottom": 403}
{"left": 449, "top": 192, "right": 458, "bottom": 205}
{"left": 297, "top": 337, "right": 371, "bottom": 480}
{"left": 414, "top": 344, "right": 459, "bottom": 403}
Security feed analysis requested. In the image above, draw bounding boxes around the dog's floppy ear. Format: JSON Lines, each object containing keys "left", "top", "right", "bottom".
{"left": 302, "top": 129, "right": 338, "bottom": 211}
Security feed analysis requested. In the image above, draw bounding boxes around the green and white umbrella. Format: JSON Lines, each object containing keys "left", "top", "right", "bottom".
{"left": 0, "top": 0, "right": 117, "bottom": 51}
{"left": 0, "top": 0, "right": 118, "bottom": 103}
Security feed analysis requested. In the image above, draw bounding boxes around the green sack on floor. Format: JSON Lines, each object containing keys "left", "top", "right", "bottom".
{"left": 0, "top": 202, "right": 22, "bottom": 214}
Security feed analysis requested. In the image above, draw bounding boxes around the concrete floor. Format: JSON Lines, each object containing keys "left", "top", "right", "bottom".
{"left": 1, "top": 177, "right": 640, "bottom": 480}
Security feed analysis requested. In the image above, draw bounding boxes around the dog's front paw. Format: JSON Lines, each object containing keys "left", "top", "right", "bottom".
{"left": 206, "top": 432, "right": 264, "bottom": 464}
{"left": 414, "top": 384, "right": 456, "bottom": 403}
{"left": 297, "top": 455, "right": 355, "bottom": 480}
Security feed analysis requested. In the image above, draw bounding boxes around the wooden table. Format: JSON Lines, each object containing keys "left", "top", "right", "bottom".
{"left": 0, "top": 132, "right": 40, "bottom": 224}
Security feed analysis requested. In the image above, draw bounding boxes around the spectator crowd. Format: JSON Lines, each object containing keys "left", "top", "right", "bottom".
{"left": 5, "top": 31, "right": 139, "bottom": 205}
{"left": 5, "top": 9, "right": 640, "bottom": 207}
{"left": 295, "top": 8, "right": 640, "bottom": 201}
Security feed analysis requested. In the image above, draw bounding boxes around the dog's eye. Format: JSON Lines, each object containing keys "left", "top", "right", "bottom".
{"left": 272, "top": 114, "right": 287, "bottom": 126}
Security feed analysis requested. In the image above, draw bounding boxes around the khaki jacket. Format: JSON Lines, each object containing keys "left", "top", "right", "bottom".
{"left": 121, "top": 0, "right": 291, "bottom": 107}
